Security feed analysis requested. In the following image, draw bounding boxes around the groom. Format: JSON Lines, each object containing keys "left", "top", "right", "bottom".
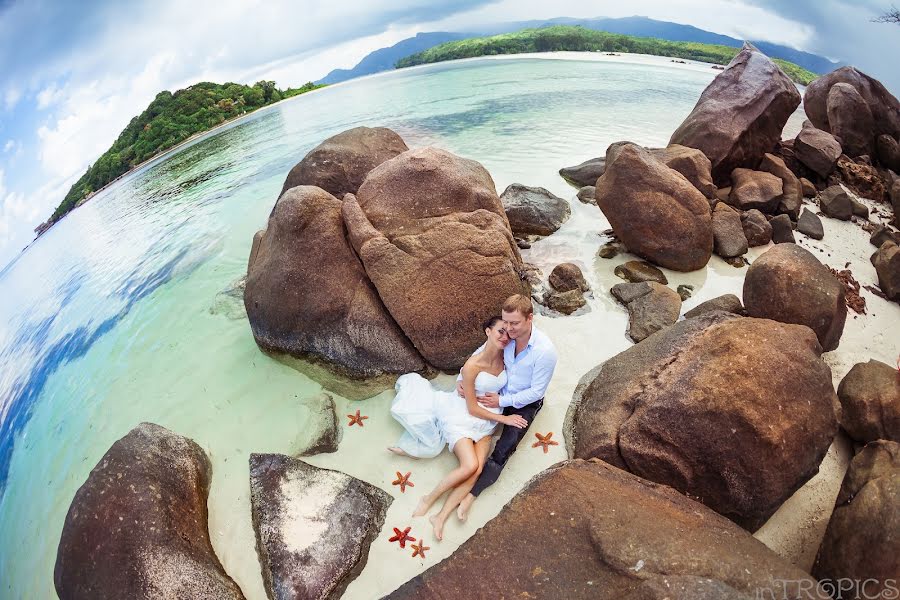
{"left": 456, "top": 293, "right": 557, "bottom": 519}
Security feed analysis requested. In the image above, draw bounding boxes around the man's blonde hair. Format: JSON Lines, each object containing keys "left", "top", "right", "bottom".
{"left": 501, "top": 294, "right": 533, "bottom": 317}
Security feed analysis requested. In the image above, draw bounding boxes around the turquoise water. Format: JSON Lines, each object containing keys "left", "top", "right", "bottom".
{"left": 0, "top": 56, "right": 742, "bottom": 598}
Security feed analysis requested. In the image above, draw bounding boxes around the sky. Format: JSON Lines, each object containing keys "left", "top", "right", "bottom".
{"left": 1, "top": 0, "right": 899, "bottom": 269}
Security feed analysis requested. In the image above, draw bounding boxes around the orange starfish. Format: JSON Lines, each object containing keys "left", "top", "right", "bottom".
{"left": 389, "top": 526, "right": 416, "bottom": 548}
{"left": 347, "top": 409, "right": 369, "bottom": 427}
{"left": 411, "top": 540, "right": 430, "bottom": 559}
{"left": 392, "top": 471, "right": 414, "bottom": 493}
{"left": 532, "top": 431, "right": 559, "bottom": 454}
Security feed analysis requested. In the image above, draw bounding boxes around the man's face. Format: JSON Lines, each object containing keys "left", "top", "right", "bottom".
{"left": 501, "top": 309, "right": 532, "bottom": 340}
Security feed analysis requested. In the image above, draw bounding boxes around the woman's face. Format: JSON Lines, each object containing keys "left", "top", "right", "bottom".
{"left": 487, "top": 322, "right": 510, "bottom": 349}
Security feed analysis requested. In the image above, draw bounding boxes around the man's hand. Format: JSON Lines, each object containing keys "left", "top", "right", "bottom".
{"left": 477, "top": 392, "right": 501, "bottom": 408}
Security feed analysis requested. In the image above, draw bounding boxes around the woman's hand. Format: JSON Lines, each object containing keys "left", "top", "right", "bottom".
{"left": 502, "top": 414, "right": 528, "bottom": 429}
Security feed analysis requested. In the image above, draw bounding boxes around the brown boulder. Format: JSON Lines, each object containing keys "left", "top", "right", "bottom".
{"left": 595, "top": 143, "right": 712, "bottom": 272}
{"left": 759, "top": 153, "right": 803, "bottom": 219}
{"left": 728, "top": 168, "right": 783, "bottom": 213}
{"left": 743, "top": 243, "right": 847, "bottom": 351}
{"left": 812, "top": 441, "right": 900, "bottom": 596}
{"left": 544, "top": 289, "right": 587, "bottom": 315}
{"left": 683, "top": 293, "right": 746, "bottom": 318}
{"left": 795, "top": 121, "right": 842, "bottom": 177}
{"left": 669, "top": 43, "right": 801, "bottom": 184}
{"left": 650, "top": 144, "right": 717, "bottom": 199}
{"left": 249, "top": 454, "right": 391, "bottom": 600}
{"left": 837, "top": 360, "right": 900, "bottom": 444}
{"left": 712, "top": 203, "right": 748, "bottom": 258}
{"left": 387, "top": 459, "right": 826, "bottom": 600}
{"left": 804, "top": 66, "right": 900, "bottom": 142}
{"left": 877, "top": 134, "right": 900, "bottom": 173}
{"left": 549, "top": 262, "right": 589, "bottom": 292}
{"left": 741, "top": 209, "right": 773, "bottom": 246}
{"left": 827, "top": 83, "right": 875, "bottom": 158}
{"left": 770, "top": 214, "right": 796, "bottom": 244}
{"left": 279, "top": 126, "right": 407, "bottom": 199}
{"left": 245, "top": 186, "right": 424, "bottom": 378}
{"left": 800, "top": 177, "right": 817, "bottom": 197}
{"left": 610, "top": 281, "right": 681, "bottom": 342}
{"left": 343, "top": 147, "right": 527, "bottom": 370}
{"left": 870, "top": 225, "right": 899, "bottom": 248}
{"left": 54, "top": 423, "right": 245, "bottom": 600}
{"left": 872, "top": 239, "right": 900, "bottom": 300}
{"left": 818, "top": 185, "right": 853, "bottom": 221}
{"left": 566, "top": 312, "right": 838, "bottom": 530}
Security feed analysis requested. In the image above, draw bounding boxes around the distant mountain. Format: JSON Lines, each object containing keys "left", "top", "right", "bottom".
{"left": 319, "top": 16, "right": 841, "bottom": 86}
{"left": 317, "top": 32, "right": 469, "bottom": 84}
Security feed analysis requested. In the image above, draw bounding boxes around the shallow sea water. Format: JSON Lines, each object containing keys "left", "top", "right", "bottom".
{"left": 1, "top": 53, "right": 896, "bottom": 599}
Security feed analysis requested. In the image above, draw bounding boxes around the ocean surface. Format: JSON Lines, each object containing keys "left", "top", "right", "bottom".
{"left": 0, "top": 54, "right": 809, "bottom": 598}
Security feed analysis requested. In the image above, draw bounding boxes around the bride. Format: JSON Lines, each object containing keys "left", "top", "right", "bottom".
{"left": 388, "top": 316, "right": 528, "bottom": 540}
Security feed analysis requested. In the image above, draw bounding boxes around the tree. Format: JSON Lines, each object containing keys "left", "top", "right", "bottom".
{"left": 873, "top": 5, "right": 900, "bottom": 23}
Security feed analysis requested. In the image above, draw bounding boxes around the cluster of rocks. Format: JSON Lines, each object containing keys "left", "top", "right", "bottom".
{"left": 244, "top": 126, "right": 530, "bottom": 379}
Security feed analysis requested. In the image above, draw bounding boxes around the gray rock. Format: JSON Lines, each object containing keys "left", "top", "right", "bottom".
{"left": 812, "top": 441, "right": 900, "bottom": 597}
{"left": 576, "top": 185, "right": 597, "bottom": 204}
{"left": 684, "top": 294, "right": 746, "bottom": 318}
{"left": 614, "top": 260, "right": 668, "bottom": 284}
{"left": 54, "top": 423, "right": 245, "bottom": 600}
{"left": 295, "top": 393, "right": 341, "bottom": 456}
{"left": 851, "top": 197, "right": 869, "bottom": 219}
{"left": 797, "top": 209, "right": 824, "bottom": 240}
{"left": 727, "top": 168, "right": 783, "bottom": 213}
{"left": 838, "top": 360, "right": 900, "bottom": 443}
{"left": 870, "top": 225, "right": 899, "bottom": 248}
{"left": 770, "top": 214, "right": 796, "bottom": 244}
{"left": 872, "top": 240, "right": 900, "bottom": 300}
{"left": 740, "top": 209, "right": 773, "bottom": 246}
{"left": 819, "top": 185, "right": 853, "bottom": 220}
{"left": 549, "top": 262, "right": 589, "bottom": 293}
{"left": 712, "top": 203, "right": 749, "bottom": 258}
{"left": 611, "top": 281, "right": 681, "bottom": 342}
{"left": 559, "top": 157, "right": 605, "bottom": 187}
{"left": 249, "top": 454, "right": 392, "bottom": 600}
{"left": 795, "top": 121, "right": 842, "bottom": 177}
{"left": 743, "top": 243, "right": 847, "bottom": 351}
{"left": 501, "top": 183, "right": 571, "bottom": 239}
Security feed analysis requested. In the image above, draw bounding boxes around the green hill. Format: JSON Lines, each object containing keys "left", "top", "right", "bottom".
{"left": 396, "top": 25, "right": 817, "bottom": 86}
{"left": 47, "top": 80, "right": 325, "bottom": 224}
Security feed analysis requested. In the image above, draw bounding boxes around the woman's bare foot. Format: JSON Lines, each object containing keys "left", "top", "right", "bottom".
{"left": 412, "top": 495, "right": 433, "bottom": 517}
{"left": 456, "top": 493, "right": 475, "bottom": 522}
{"left": 429, "top": 514, "right": 446, "bottom": 541}
{"left": 387, "top": 446, "right": 410, "bottom": 457}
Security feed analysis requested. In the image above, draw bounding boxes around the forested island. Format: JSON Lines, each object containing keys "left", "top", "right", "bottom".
{"left": 396, "top": 25, "right": 818, "bottom": 86}
{"left": 40, "top": 80, "right": 325, "bottom": 232}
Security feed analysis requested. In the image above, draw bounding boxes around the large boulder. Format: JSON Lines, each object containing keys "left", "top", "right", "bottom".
{"left": 812, "top": 441, "right": 900, "bottom": 596}
{"left": 649, "top": 144, "right": 717, "bottom": 199}
{"left": 803, "top": 66, "right": 900, "bottom": 143}
{"left": 837, "top": 360, "right": 900, "bottom": 444}
{"left": 727, "top": 168, "right": 783, "bottom": 213}
{"left": 559, "top": 157, "right": 605, "bottom": 187}
{"left": 595, "top": 143, "right": 712, "bottom": 272}
{"left": 610, "top": 281, "right": 681, "bottom": 342}
{"left": 566, "top": 312, "right": 838, "bottom": 531}
{"left": 54, "top": 423, "right": 244, "bottom": 600}
{"left": 279, "top": 126, "right": 408, "bottom": 199}
{"left": 794, "top": 121, "right": 842, "bottom": 178}
{"left": 743, "top": 243, "right": 847, "bottom": 351}
{"left": 500, "top": 183, "right": 571, "bottom": 239}
{"left": 827, "top": 83, "right": 875, "bottom": 158}
{"left": 342, "top": 147, "right": 528, "bottom": 371}
{"left": 245, "top": 186, "right": 425, "bottom": 378}
{"left": 387, "top": 459, "right": 827, "bottom": 600}
{"left": 759, "top": 153, "right": 803, "bottom": 219}
{"left": 669, "top": 43, "right": 801, "bottom": 184}
{"left": 877, "top": 134, "right": 900, "bottom": 173}
{"left": 249, "top": 454, "right": 392, "bottom": 600}
{"left": 872, "top": 239, "right": 900, "bottom": 300}
{"left": 712, "top": 203, "right": 748, "bottom": 258}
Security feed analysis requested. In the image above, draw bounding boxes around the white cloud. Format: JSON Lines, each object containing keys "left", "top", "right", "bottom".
{"left": 4, "top": 86, "right": 21, "bottom": 111}
{"left": 3, "top": 140, "right": 13, "bottom": 153}
{"left": 0, "top": 169, "right": 41, "bottom": 245}
{"left": 36, "top": 83, "right": 64, "bottom": 109}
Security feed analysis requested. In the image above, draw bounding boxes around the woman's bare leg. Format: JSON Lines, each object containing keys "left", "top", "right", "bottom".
{"left": 431, "top": 436, "right": 491, "bottom": 539}
{"left": 457, "top": 437, "right": 493, "bottom": 521}
{"left": 387, "top": 446, "right": 411, "bottom": 457}
{"left": 413, "top": 438, "right": 478, "bottom": 518}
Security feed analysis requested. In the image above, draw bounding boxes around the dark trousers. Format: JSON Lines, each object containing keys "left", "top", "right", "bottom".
{"left": 470, "top": 398, "right": 544, "bottom": 497}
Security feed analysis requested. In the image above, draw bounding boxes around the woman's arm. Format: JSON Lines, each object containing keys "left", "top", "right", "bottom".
{"left": 461, "top": 364, "right": 527, "bottom": 428}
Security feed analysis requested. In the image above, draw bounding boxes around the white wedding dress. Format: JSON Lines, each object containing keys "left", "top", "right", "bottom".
{"left": 391, "top": 370, "right": 507, "bottom": 457}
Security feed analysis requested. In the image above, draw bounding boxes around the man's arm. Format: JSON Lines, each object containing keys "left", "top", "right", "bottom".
{"left": 498, "top": 346, "right": 557, "bottom": 409}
